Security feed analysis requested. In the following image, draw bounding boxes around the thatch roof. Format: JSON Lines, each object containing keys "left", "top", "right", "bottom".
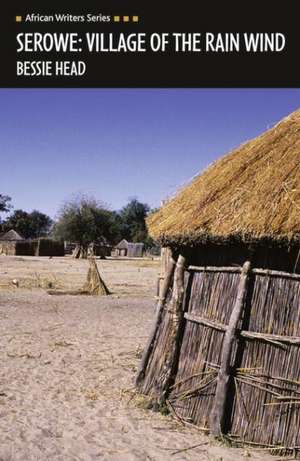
{"left": 115, "top": 239, "right": 130, "bottom": 249}
{"left": 0, "top": 229, "right": 24, "bottom": 241}
{"left": 148, "top": 110, "right": 300, "bottom": 246}
{"left": 115, "top": 239, "right": 144, "bottom": 250}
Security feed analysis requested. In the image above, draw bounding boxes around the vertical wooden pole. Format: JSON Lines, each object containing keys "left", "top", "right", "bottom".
{"left": 156, "top": 254, "right": 187, "bottom": 403}
{"left": 135, "top": 248, "right": 176, "bottom": 386}
{"left": 210, "top": 260, "right": 251, "bottom": 436}
{"left": 35, "top": 238, "right": 41, "bottom": 257}
{"left": 159, "top": 247, "right": 172, "bottom": 297}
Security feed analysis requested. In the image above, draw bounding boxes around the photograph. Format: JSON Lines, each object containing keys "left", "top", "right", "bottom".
{"left": 1, "top": 89, "right": 300, "bottom": 460}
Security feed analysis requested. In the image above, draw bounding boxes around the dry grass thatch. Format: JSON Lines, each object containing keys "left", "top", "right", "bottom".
{"left": 82, "top": 258, "right": 110, "bottom": 295}
{"left": 148, "top": 110, "right": 300, "bottom": 245}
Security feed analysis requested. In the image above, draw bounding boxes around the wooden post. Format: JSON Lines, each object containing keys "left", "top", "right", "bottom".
{"left": 135, "top": 249, "right": 176, "bottom": 386}
{"left": 35, "top": 238, "right": 41, "bottom": 257}
{"left": 156, "top": 254, "right": 187, "bottom": 403}
{"left": 210, "top": 260, "right": 251, "bottom": 436}
{"left": 159, "top": 247, "right": 173, "bottom": 297}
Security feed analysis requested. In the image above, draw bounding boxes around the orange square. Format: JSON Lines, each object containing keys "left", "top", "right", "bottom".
{"left": 123, "top": 16, "right": 129, "bottom": 22}
{"left": 132, "top": 16, "right": 139, "bottom": 22}
{"left": 16, "top": 16, "right": 22, "bottom": 22}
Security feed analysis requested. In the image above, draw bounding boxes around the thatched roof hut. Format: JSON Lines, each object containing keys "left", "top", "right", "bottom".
{"left": 136, "top": 110, "right": 300, "bottom": 451}
{"left": 114, "top": 239, "right": 144, "bottom": 258}
{"left": 0, "top": 229, "right": 24, "bottom": 241}
{"left": 147, "top": 109, "right": 300, "bottom": 273}
{"left": 148, "top": 110, "right": 300, "bottom": 245}
{"left": 0, "top": 232, "right": 64, "bottom": 256}
{"left": 149, "top": 109, "right": 300, "bottom": 248}
{"left": 0, "top": 229, "right": 25, "bottom": 255}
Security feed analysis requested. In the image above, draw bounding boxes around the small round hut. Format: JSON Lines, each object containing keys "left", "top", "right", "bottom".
{"left": 136, "top": 110, "right": 300, "bottom": 450}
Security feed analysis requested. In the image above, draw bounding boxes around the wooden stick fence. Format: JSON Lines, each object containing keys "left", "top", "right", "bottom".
{"left": 137, "top": 259, "right": 300, "bottom": 448}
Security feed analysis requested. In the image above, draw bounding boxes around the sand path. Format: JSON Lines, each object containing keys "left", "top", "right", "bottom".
{"left": 0, "top": 257, "right": 274, "bottom": 460}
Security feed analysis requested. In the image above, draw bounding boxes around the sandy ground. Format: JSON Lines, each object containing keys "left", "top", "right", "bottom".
{"left": 0, "top": 256, "right": 275, "bottom": 461}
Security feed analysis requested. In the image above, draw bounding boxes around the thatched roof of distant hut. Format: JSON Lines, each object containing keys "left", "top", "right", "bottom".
{"left": 0, "top": 229, "right": 24, "bottom": 241}
{"left": 148, "top": 110, "right": 300, "bottom": 246}
{"left": 115, "top": 239, "right": 130, "bottom": 249}
{"left": 116, "top": 239, "right": 144, "bottom": 250}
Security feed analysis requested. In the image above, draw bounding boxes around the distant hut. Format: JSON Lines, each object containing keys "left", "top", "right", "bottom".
{"left": 113, "top": 239, "right": 144, "bottom": 257}
{"left": 0, "top": 230, "right": 64, "bottom": 256}
{"left": 136, "top": 110, "right": 300, "bottom": 450}
{"left": 0, "top": 229, "right": 25, "bottom": 255}
{"left": 0, "top": 229, "right": 24, "bottom": 241}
